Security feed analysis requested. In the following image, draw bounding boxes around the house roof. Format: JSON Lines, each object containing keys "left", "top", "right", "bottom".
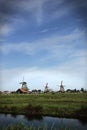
{"left": 16, "top": 88, "right": 28, "bottom": 93}
{"left": 20, "top": 88, "right": 28, "bottom": 93}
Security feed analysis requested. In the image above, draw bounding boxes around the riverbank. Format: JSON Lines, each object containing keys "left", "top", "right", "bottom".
{"left": 0, "top": 93, "right": 87, "bottom": 119}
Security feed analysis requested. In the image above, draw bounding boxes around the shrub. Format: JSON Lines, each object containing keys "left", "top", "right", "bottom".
{"left": 24, "top": 104, "right": 43, "bottom": 115}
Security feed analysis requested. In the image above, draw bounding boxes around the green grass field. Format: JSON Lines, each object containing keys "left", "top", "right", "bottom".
{"left": 0, "top": 93, "right": 87, "bottom": 119}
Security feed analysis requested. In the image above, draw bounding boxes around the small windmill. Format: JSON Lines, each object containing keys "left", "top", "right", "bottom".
{"left": 44, "top": 83, "right": 49, "bottom": 92}
{"left": 59, "top": 80, "right": 65, "bottom": 92}
{"left": 20, "top": 77, "right": 29, "bottom": 91}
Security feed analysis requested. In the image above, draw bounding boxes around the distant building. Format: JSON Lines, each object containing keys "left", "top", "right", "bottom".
{"left": 3, "top": 91, "right": 10, "bottom": 94}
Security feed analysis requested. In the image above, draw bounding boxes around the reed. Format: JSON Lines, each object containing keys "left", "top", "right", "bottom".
{"left": 2, "top": 122, "right": 75, "bottom": 130}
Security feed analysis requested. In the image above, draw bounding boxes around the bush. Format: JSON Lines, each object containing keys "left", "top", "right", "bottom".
{"left": 24, "top": 104, "right": 43, "bottom": 115}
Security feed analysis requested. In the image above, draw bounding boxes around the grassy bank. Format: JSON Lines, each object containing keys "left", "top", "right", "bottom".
{"left": 2, "top": 123, "right": 76, "bottom": 130}
{"left": 0, "top": 93, "right": 87, "bottom": 119}
{"left": 1, "top": 122, "right": 77, "bottom": 130}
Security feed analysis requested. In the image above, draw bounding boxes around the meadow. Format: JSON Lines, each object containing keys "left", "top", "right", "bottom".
{"left": 0, "top": 92, "right": 87, "bottom": 119}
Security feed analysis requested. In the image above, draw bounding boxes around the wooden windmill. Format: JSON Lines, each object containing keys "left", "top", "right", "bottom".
{"left": 59, "top": 80, "right": 65, "bottom": 92}
{"left": 20, "top": 77, "right": 29, "bottom": 91}
{"left": 44, "top": 83, "right": 49, "bottom": 92}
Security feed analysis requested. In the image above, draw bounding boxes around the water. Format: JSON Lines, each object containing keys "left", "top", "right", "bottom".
{"left": 0, "top": 113, "right": 87, "bottom": 130}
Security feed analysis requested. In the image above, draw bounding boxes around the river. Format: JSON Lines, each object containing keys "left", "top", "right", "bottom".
{"left": 0, "top": 114, "right": 87, "bottom": 130}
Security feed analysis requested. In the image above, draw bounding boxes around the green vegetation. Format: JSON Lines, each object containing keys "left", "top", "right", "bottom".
{"left": 2, "top": 122, "right": 75, "bottom": 130}
{"left": 0, "top": 93, "right": 87, "bottom": 119}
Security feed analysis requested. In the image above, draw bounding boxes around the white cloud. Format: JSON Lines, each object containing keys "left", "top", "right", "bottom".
{"left": 14, "top": 0, "right": 67, "bottom": 25}
{"left": 40, "top": 29, "right": 49, "bottom": 33}
{"left": 0, "top": 28, "right": 86, "bottom": 56}
{"left": 15, "top": 0, "right": 48, "bottom": 25}
{"left": 0, "top": 24, "right": 12, "bottom": 36}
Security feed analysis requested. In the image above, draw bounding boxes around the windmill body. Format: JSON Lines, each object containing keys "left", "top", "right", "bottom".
{"left": 60, "top": 81, "right": 65, "bottom": 92}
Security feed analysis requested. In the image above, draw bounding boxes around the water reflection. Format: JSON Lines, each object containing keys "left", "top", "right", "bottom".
{"left": 0, "top": 113, "right": 87, "bottom": 130}
{"left": 24, "top": 114, "right": 43, "bottom": 121}
{"left": 78, "top": 118, "right": 87, "bottom": 125}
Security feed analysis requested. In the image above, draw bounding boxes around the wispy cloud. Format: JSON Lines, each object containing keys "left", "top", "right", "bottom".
{"left": 0, "top": 28, "right": 86, "bottom": 56}
{"left": 40, "top": 29, "right": 49, "bottom": 33}
{"left": 0, "top": 0, "right": 86, "bottom": 38}
{"left": 0, "top": 24, "right": 13, "bottom": 36}
{"left": 15, "top": 0, "right": 48, "bottom": 25}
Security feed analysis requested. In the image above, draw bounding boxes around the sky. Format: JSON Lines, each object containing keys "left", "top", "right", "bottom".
{"left": 0, "top": 0, "right": 87, "bottom": 91}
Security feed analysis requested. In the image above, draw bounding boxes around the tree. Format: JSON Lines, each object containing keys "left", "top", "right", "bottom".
{"left": 81, "top": 88, "right": 84, "bottom": 92}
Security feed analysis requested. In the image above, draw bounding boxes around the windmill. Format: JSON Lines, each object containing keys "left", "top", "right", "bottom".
{"left": 19, "top": 77, "right": 29, "bottom": 91}
{"left": 59, "top": 80, "right": 65, "bottom": 92}
{"left": 44, "top": 83, "right": 49, "bottom": 92}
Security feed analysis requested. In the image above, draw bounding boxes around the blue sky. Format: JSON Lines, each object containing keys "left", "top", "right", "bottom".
{"left": 0, "top": 0, "right": 87, "bottom": 91}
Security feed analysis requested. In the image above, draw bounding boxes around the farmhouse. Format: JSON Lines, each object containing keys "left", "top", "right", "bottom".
{"left": 16, "top": 88, "right": 28, "bottom": 94}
